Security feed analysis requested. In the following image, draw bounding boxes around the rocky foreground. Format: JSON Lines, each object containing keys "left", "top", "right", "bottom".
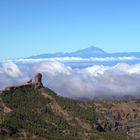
{"left": 0, "top": 74, "right": 140, "bottom": 140}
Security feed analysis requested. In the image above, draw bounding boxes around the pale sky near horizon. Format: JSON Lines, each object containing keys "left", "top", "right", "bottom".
{"left": 0, "top": 0, "right": 140, "bottom": 59}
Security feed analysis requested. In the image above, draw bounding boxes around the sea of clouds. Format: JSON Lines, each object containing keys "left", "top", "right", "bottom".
{"left": 15, "top": 56, "right": 139, "bottom": 62}
{"left": 0, "top": 57, "right": 140, "bottom": 100}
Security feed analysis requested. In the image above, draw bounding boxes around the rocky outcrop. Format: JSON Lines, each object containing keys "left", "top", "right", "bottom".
{"left": 0, "top": 73, "right": 44, "bottom": 94}
{"left": 34, "top": 73, "right": 43, "bottom": 89}
{"left": 2, "top": 84, "right": 32, "bottom": 94}
{"left": 94, "top": 100, "right": 140, "bottom": 139}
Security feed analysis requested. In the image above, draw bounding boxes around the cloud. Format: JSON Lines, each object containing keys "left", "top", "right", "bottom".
{"left": 11, "top": 56, "right": 139, "bottom": 62}
{"left": 0, "top": 59, "right": 140, "bottom": 100}
{"left": 0, "top": 61, "right": 30, "bottom": 88}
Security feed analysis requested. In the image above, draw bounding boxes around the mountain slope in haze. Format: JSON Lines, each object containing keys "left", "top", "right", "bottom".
{"left": 0, "top": 77, "right": 140, "bottom": 140}
{"left": 29, "top": 46, "right": 140, "bottom": 59}
{"left": 73, "top": 46, "right": 106, "bottom": 55}
{"left": 29, "top": 46, "right": 106, "bottom": 58}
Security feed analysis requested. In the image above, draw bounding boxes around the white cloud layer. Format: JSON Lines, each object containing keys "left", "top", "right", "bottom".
{"left": 12, "top": 56, "right": 139, "bottom": 62}
{"left": 1, "top": 59, "right": 140, "bottom": 99}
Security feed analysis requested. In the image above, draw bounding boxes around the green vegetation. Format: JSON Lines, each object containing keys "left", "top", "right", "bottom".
{"left": 45, "top": 88, "right": 98, "bottom": 123}
{"left": 0, "top": 86, "right": 129, "bottom": 140}
{"left": 0, "top": 87, "right": 80, "bottom": 139}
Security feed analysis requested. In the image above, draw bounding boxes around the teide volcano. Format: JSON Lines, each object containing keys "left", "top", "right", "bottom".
{"left": 29, "top": 46, "right": 140, "bottom": 59}
{"left": 29, "top": 46, "right": 106, "bottom": 58}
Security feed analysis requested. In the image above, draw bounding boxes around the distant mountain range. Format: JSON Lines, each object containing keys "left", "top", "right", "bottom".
{"left": 29, "top": 46, "right": 140, "bottom": 58}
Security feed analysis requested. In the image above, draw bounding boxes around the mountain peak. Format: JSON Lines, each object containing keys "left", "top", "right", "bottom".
{"left": 76, "top": 46, "right": 106, "bottom": 54}
{"left": 29, "top": 46, "right": 106, "bottom": 59}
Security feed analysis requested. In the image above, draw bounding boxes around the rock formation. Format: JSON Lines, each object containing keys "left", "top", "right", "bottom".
{"left": 34, "top": 73, "right": 43, "bottom": 89}
{"left": 0, "top": 73, "right": 44, "bottom": 94}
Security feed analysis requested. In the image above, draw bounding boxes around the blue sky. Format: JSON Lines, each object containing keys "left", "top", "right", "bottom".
{"left": 0, "top": 0, "right": 140, "bottom": 59}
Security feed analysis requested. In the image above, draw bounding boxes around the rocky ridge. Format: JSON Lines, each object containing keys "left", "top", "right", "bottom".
{"left": 0, "top": 73, "right": 43, "bottom": 94}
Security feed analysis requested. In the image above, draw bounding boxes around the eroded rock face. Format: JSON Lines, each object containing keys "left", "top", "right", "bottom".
{"left": 34, "top": 73, "right": 43, "bottom": 88}
{"left": 95, "top": 101, "right": 140, "bottom": 136}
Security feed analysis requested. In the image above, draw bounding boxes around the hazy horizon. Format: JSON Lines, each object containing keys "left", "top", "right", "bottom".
{"left": 1, "top": 46, "right": 140, "bottom": 61}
